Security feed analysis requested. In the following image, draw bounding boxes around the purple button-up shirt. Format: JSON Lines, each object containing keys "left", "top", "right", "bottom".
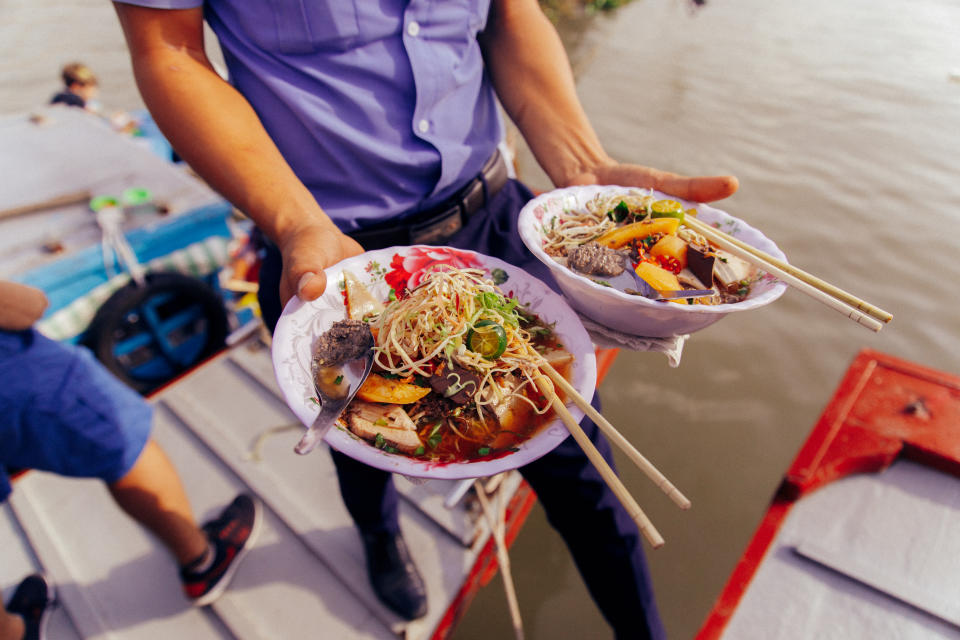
{"left": 115, "top": 0, "right": 504, "bottom": 231}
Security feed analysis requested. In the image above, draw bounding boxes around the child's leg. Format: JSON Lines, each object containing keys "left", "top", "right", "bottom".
{"left": 108, "top": 439, "right": 208, "bottom": 566}
{"left": 0, "top": 608, "right": 24, "bottom": 640}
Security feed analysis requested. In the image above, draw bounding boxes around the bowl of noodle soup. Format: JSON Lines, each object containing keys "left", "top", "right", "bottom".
{"left": 518, "top": 185, "right": 788, "bottom": 337}
{"left": 272, "top": 246, "right": 597, "bottom": 480}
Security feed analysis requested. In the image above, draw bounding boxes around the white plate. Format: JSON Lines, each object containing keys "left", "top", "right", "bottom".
{"left": 272, "top": 245, "right": 597, "bottom": 479}
{"left": 518, "top": 185, "right": 789, "bottom": 337}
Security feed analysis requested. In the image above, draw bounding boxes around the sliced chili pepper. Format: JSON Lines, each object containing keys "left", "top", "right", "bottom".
{"left": 657, "top": 255, "right": 683, "bottom": 274}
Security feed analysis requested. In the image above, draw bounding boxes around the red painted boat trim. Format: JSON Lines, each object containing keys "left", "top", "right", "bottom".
{"left": 696, "top": 348, "right": 960, "bottom": 639}
{"left": 595, "top": 347, "right": 619, "bottom": 386}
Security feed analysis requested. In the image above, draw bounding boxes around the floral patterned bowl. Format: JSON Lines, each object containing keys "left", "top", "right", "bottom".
{"left": 518, "top": 185, "right": 788, "bottom": 337}
{"left": 272, "top": 245, "right": 597, "bottom": 479}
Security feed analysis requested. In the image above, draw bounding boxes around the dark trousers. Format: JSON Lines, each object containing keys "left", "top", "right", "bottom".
{"left": 258, "top": 180, "right": 665, "bottom": 640}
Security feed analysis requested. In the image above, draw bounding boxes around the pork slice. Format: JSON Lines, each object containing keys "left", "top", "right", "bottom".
{"left": 345, "top": 401, "right": 422, "bottom": 454}
{"left": 486, "top": 374, "right": 535, "bottom": 433}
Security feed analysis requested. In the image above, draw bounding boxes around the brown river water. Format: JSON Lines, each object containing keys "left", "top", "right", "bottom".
{"left": 2, "top": 0, "right": 959, "bottom": 638}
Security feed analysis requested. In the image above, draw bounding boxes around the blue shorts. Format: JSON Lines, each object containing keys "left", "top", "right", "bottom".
{"left": 0, "top": 329, "right": 152, "bottom": 502}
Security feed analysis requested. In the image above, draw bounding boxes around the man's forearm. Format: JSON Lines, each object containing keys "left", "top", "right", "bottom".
{"left": 116, "top": 6, "right": 337, "bottom": 249}
{"left": 480, "top": 0, "right": 612, "bottom": 187}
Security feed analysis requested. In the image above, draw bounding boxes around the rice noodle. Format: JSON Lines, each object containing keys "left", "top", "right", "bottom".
{"left": 541, "top": 188, "right": 658, "bottom": 255}
{"left": 367, "top": 267, "right": 552, "bottom": 420}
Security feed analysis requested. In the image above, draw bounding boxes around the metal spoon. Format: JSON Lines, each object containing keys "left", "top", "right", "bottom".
{"left": 294, "top": 328, "right": 375, "bottom": 455}
{"left": 622, "top": 254, "right": 716, "bottom": 301}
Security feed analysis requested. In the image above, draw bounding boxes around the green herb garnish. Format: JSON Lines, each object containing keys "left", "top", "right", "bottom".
{"left": 427, "top": 422, "right": 443, "bottom": 449}
{"left": 607, "top": 200, "right": 630, "bottom": 222}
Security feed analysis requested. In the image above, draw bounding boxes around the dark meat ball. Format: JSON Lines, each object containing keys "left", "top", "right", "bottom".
{"left": 313, "top": 319, "right": 373, "bottom": 367}
{"left": 567, "top": 241, "right": 626, "bottom": 277}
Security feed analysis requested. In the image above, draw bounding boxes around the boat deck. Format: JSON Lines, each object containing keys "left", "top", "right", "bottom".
{"left": 2, "top": 336, "right": 522, "bottom": 639}
{"left": 697, "top": 349, "right": 960, "bottom": 639}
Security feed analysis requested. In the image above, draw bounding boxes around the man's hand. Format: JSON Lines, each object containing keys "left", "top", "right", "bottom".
{"left": 566, "top": 161, "right": 739, "bottom": 203}
{"left": 482, "top": 0, "right": 738, "bottom": 205}
{"left": 276, "top": 224, "right": 365, "bottom": 308}
{"left": 0, "top": 281, "right": 49, "bottom": 331}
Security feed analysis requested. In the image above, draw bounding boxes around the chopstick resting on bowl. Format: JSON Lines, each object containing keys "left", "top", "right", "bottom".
{"left": 532, "top": 372, "right": 665, "bottom": 548}
{"left": 682, "top": 215, "right": 892, "bottom": 332}
{"left": 538, "top": 360, "right": 691, "bottom": 510}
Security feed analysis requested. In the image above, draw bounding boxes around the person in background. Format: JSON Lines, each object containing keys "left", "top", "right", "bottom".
{"left": 0, "top": 280, "right": 262, "bottom": 640}
{"left": 111, "top": 1, "right": 738, "bottom": 636}
{"left": 49, "top": 62, "right": 100, "bottom": 111}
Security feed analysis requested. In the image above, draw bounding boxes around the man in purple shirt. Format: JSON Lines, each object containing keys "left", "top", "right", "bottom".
{"left": 113, "top": 1, "right": 737, "bottom": 635}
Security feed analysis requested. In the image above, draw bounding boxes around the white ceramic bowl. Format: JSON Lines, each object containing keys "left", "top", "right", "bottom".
{"left": 518, "top": 185, "right": 788, "bottom": 337}
{"left": 272, "top": 245, "right": 597, "bottom": 480}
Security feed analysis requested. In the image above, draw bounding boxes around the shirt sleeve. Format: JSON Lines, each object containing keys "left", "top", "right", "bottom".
{"left": 111, "top": 0, "right": 203, "bottom": 8}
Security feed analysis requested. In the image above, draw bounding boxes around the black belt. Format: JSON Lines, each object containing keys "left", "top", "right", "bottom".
{"left": 348, "top": 149, "right": 509, "bottom": 249}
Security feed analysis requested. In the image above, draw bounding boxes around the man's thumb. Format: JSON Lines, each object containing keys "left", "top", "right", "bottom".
{"left": 296, "top": 270, "right": 327, "bottom": 301}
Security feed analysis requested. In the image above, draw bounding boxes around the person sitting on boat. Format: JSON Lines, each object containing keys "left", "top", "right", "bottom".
{"left": 49, "top": 62, "right": 100, "bottom": 111}
{"left": 0, "top": 280, "right": 263, "bottom": 640}
{"left": 110, "top": 1, "right": 738, "bottom": 635}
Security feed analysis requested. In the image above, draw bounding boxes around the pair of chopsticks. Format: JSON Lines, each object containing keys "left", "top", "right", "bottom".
{"left": 532, "top": 360, "right": 691, "bottom": 548}
{"left": 682, "top": 215, "right": 893, "bottom": 332}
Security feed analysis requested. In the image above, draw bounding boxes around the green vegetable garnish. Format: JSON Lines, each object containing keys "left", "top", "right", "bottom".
{"left": 427, "top": 422, "right": 443, "bottom": 449}
{"left": 607, "top": 200, "right": 630, "bottom": 222}
{"left": 334, "top": 375, "right": 344, "bottom": 385}
{"left": 474, "top": 291, "right": 520, "bottom": 326}
{"left": 477, "top": 447, "right": 491, "bottom": 456}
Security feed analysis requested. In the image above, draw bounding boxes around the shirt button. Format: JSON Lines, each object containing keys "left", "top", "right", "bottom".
{"left": 417, "top": 119, "right": 429, "bottom": 134}
{"left": 407, "top": 21, "right": 420, "bottom": 37}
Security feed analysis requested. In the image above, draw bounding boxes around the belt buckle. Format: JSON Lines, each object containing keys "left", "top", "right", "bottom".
{"left": 409, "top": 205, "right": 463, "bottom": 244}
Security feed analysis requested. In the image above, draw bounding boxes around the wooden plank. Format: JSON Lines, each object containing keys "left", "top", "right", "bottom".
{"left": 157, "top": 388, "right": 404, "bottom": 633}
{"left": 150, "top": 403, "right": 392, "bottom": 640}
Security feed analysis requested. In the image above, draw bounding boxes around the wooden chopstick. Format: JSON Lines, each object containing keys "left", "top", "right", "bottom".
{"left": 539, "top": 361, "right": 691, "bottom": 510}
{"left": 474, "top": 480, "right": 525, "bottom": 640}
{"left": 533, "top": 373, "right": 665, "bottom": 548}
{"left": 683, "top": 216, "right": 890, "bottom": 332}
{"left": 686, "top": 216, "right": 892, "bottom": 323}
